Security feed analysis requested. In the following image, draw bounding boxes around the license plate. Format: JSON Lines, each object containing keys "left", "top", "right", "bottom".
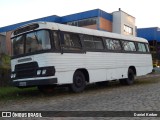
{"left": 19, "top": 82, "right": 27, "bottom": 86}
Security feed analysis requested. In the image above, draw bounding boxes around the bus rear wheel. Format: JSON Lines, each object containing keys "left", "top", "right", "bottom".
{"left": 69, "top": 71, "right": 86, "bottom": 93}
{"left": 119, "top": 69, "right": 135, "bottom": 85}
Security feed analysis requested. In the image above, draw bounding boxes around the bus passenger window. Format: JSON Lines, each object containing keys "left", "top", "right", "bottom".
{"left": 93, "top": 37, "right": 104, "bottom": 49}
{"left": 84, "top": 35, "right": 104, "bottom": 50}
{"left": 105, "top": 39, "right": 121, "bottom": 50}
{"left": 122, "top": 41, "right": 136, "bottom": 51}
{"left": 63, "top": 33, "right": 82, "bottom": 50}
{"left": 84, "top": 35, "right": 94, "bottom": 49}
{"left": 137, "top": 43, "right": 147, "bottom": 52}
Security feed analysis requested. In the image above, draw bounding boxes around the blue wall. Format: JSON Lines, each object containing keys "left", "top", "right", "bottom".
{"left": 98, "top": 9, "right": 112, "bottom": 22}
{"left": 0, "top": 15, "right": 61, "bottom": 33}
{"left": 0, "top": 9, "right": 113, "bottom": 33}
{"left": 61, "top": 9, "right": 112, "bottom": 23}
{"left": 61, "top": 9, "right": 99, "bottom": 23}
{"left": 137, "top": 27, "right": 160, "bottom": 42}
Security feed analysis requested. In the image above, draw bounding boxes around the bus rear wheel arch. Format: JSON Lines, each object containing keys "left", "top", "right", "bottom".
{"left": 119, "top": 67, "right": 136, "bottom": 85}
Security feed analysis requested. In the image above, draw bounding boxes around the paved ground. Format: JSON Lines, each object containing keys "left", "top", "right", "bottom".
{"left": 1, "top": 73, "right": 160, "bottom": 120}
{"left": 154, "top": 67, "right": 160, "bottom": 72}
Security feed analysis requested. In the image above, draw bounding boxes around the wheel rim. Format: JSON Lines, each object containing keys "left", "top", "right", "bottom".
{"left": 74, "top": 75, "right": 83, "bottom": 88}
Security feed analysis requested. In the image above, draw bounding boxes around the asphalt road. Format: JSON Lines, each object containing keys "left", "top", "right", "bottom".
{"left": 1, "top": 73, "right": 160, "bottom": 120}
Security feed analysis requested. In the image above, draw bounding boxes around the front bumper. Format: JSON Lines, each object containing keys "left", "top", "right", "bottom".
{"left": 12, "top": 78, "right": 57, "bottom": 87}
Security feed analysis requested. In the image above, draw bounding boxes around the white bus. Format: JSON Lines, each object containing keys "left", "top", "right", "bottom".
{"left": 11, "top": 22, "right": 153, "bottom": 92}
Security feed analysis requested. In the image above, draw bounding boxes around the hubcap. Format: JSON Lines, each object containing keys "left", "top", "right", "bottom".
{"left": 75, "top": 75, "right": 83, "bottom": 87}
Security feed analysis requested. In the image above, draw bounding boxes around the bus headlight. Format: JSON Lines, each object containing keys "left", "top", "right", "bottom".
{"left": 37, "top": 70, "right": 41, "bottom": 75}
{"left": 42, "top": 69, "right": 47, "bottom": 75}
{"left": 11, "top": 74, "right": 14, "bottom": 78}
{"left": 11, "top": 73, "right": 16, "bottom": 78}
{"left": 36, "top": 66, "right": 55, "bottom": 76}
{"left": 14, "top": 73, "right": 16, "bottom": 78}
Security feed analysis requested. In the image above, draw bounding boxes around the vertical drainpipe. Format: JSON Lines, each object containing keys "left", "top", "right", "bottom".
{"left": 97, "top": 10, "right": 100, "bottom": 30}
{"left": 97, "top": 17, "right": 100, "bottom": 30}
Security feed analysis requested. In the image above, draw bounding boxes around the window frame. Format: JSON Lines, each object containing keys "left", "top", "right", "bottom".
{"left": 51, "top": 30, "right": 61, "bottom": 52}
{"left": 11, "top": 29, "right": 52, "bottom": 58}
{"left": 121, "top": 40, "right": 137, "bottom": 52}
{"left": 60, "top": 31, "right": 83, "bottom": 53}
{"left": 104, "top": 38, "right": 122, "bottom": 51}
{"left": 136, "top": 42, "right": 148, "bottom": 53}
{"left": 123, "top": 25, "right": 133, "bottom": 35}
{"left": 145, "top": 43, "right": 150, "bottom": 53}
{"left": 83, "top": 34, "right": 105, "bottom": 51}
{"left": 11, "top": 29, "right": 151, "bottom": 59}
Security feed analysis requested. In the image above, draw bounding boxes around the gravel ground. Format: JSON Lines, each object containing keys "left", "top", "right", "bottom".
{"left": 1, "top": 73, "right": 160, "bottom": 120}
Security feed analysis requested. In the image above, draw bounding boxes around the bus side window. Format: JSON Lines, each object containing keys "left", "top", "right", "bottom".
{"left": 84, "top": 35, "right": 104, "bottom": 50}
{"left": 83, "top": 35, "right": 94, "bottom": 49}
{"left": 93, "top": 37, "right": 104, "bottom": 50}
{"left": 63, "top": 33, "right": 82, "bottom": 50}
{"left": 105, "top": 39, "right": 121, "bottom": 50}
{"left": 53, "top": 32, "right": 60, "bottom": 50}
{"left": 122, "top": 41, "right": 136, "bottom": 51}
{"left": 137, "top": 43, "right": 147, "bottom": 52}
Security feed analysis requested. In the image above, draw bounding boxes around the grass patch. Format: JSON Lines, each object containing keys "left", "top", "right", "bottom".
{"left": 0, "top": 86, "right": 69, "bottom": 102}
{"left": 0, "top": 87, "right": 38, "bottom": 101}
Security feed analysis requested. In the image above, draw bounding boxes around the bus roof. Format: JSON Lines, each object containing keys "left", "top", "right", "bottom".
{"left": 12, "top": 22, "right": 148, "bottom": 43}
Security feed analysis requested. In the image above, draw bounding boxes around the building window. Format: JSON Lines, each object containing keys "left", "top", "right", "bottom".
{"left": 124, "top": 25, "right": 133, "bottom": 35}
{"left": 67, "top": 17, "right": 97, "bottom": 27}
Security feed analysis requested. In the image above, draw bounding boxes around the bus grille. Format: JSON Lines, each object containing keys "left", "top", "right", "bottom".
{"left": 15, "top": 62, "right": 38, "bottom": 79}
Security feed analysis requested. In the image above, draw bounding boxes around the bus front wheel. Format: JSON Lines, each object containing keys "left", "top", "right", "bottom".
{"left": 69, "top": 71, "right": 86, "bottom": 93}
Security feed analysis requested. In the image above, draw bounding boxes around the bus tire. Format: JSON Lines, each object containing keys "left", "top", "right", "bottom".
{"left": 70, "top": 71, "right": 86, "bottom": 93}
{"left": 119, "top": 69, "right": 135, "bottom": 85}
{"left": 125, "top": 69, "right": 135, "bottom": 85}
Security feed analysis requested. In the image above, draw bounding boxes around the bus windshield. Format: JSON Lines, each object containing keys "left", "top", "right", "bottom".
{"left": 12, "top": 30, "right": 51, "bottom": 56}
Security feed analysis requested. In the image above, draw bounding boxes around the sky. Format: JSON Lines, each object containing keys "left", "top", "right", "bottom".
{"left": 0, "top": 0, "right": 160, "bottom": 28}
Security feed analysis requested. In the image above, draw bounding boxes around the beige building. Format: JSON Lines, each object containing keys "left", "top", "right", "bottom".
{"left": 112, "top": 9, "right": 136, "bottom": 36}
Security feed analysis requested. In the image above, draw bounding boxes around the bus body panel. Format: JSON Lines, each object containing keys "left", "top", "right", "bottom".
{"left": 11, "top": 52, "right": 152, "bottom": 85}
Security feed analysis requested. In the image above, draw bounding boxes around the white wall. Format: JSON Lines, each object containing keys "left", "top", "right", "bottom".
{"left": 112, "top": 10, "right": 136, "bottom": 36}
